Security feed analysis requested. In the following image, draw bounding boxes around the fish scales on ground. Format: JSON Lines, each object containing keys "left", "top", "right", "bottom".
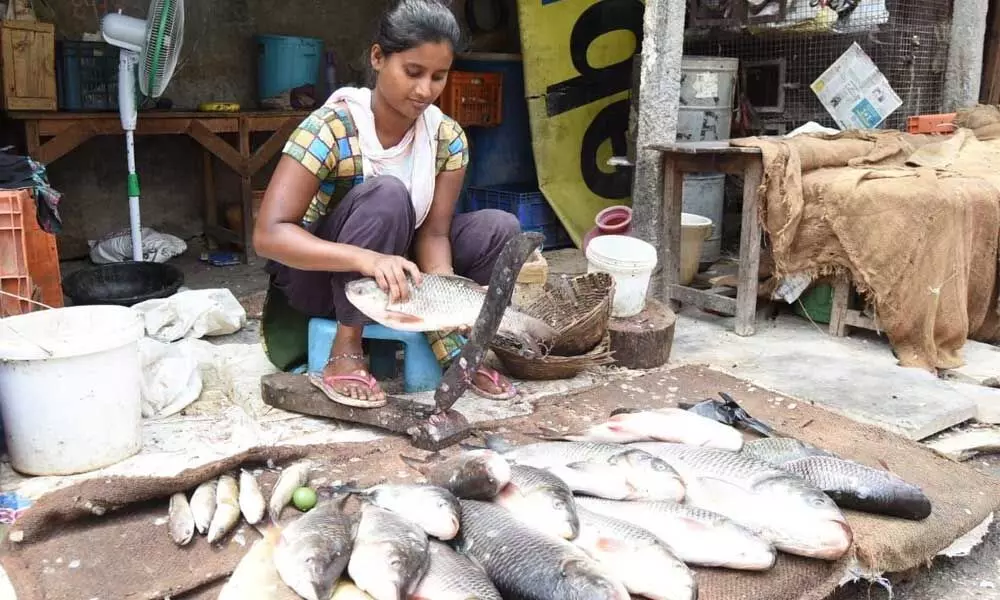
{"left": 544, "top": 407, "right": 745, "bottom": 451}
{"left": 348, "top": 504, "right": 429, "bottom": 600}
{"left": 400, "top": 450, "right": 512, "bottom": 500}
{"left": 273, "top": 495, "right": 355, "bottom": 600}
{"left": 573, "top": 506, "right": 698, "bottom": 600}
{"left": 345, "top": 274, "right": 558, "bottom": 347}
{"left": 239, "top": 469, "right": 267, "bottom": 525}
{"left": 741, "top": 437, "right": 838, "bottom": 465}
{"left": 455, "top": 500, "right": 630, "bottom": 600}
{"left": 208, "top": 474, "right": 242, "bottom": 543}
{"left": 485, "top": 436, "right": 685, "bottom": 502}
{"left": 340, "top": 482, "right": 461, "bottom": 540}
{"left": 575, "top": 496, "right": 776, "bottom": 571}
{"left": 493, "top": 464, "right": 580, "bottom": 540}
{"left": 270, "top": 460, "right": 313, "bottom": 523}
{"left": 168, "top": 492, "right": 195, "bottom": 546}
{"left": 410, "top": 540, "right": 503, "bottom": 600}
{"left": 190, "top": 479, "right": 218, "bottom": 535}
{"left": 632, "top": 442, "right": 853, "bottom": 560}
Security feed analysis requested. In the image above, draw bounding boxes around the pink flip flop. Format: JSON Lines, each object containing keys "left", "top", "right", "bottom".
{"left": 470, "top": 367, "right": 518, "bottom": 401}
{"left": 308, "top": 371, "right": 388, "bottom": 408}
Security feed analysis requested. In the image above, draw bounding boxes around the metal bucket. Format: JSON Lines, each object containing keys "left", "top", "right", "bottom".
{"left": 681, "top": 173, "right": 726, "bottom": 264}
{"left": 677, "top": 56, "right": 739, "bottom": 143}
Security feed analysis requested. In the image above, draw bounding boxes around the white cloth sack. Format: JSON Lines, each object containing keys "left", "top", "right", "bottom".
{"left": 132, "top": 288, "right": 247, "bottom": 343}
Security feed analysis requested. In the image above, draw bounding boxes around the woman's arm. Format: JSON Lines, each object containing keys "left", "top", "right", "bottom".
{"left": 413, "top": 167, "right": 465, "bottom": 275}
{"left": 253, "top": 156, "right": 377, "bottom": 273}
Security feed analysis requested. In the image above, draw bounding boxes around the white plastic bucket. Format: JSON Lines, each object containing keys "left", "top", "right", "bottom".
{"left": 681, "top": 213, "right": 714, "bottom": 286}
{"left": 585, "top": 235, "right": 659, "bottom": 318}
{"left": 0, "top": 305, "right": 145, "bottom": 476}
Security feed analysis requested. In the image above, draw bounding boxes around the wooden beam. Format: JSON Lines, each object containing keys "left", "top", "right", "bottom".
{"left": 246, "top": 117, "right": 298, "bottom": 175}
{"left": 735, "top": 159, "right": 764, "bottom": 336}
{"left": 667, "top": 284, "right": 739, "bottom": 314}
{"left": 33, "top": 121, "right": 96, "bottom": 164}
{"left": 660, "top": 158, "right": 684, "bottom": 309}
{"left": 187, "top": 120, "right": 246, "bottom": 175}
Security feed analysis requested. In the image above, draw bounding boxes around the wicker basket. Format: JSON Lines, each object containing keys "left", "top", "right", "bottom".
{"left": 493, "top": 334, "right": 615, "bottom": 381}
{"left": 518, "top": 272, "right": 615, "bottom": 356}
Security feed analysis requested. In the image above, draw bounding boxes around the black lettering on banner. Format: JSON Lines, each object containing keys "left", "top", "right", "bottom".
{"left": 545, "top": 0, "right": 645, "bottom": 118}
{"left": 580, "top": 99, "right": 632, "bottom": 199}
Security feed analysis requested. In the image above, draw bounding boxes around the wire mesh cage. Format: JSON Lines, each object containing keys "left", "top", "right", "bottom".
{"left": 683, "top": 0, "right": 953, "bottom": 135}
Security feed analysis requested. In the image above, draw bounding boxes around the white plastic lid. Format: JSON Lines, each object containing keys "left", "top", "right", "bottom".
{"left": 681, "top": 212, "right": 713, "bottom": 227}
{"left": 0, "top": 305, "right": 145, "bottom": 361}
{"left": 586, "top": 234, "right": 659, "bottom": 271}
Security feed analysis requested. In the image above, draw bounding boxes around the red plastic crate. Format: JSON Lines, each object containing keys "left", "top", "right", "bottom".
{"left": 906, "top": 113, "right": 956, "bottom": 135}
{"left": 438, "top": 71, "right": 503, "bottom": 128}
{"left": 0, "top": 190, "right": 33, "bottom": 317}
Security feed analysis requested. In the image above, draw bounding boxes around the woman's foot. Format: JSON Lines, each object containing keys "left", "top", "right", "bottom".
{"left": 470, "top": 366, "right": 517, "bottom": 401}
{"left": 309, "top": 325, "right": 387, "bottom": 408}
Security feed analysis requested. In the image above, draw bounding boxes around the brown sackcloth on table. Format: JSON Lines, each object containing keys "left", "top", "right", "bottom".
{"left": 732, "top": 116, "right": 1000, "bottom": 371}
{"left": 2, "top": 366, "right": 999, "bottom": 600}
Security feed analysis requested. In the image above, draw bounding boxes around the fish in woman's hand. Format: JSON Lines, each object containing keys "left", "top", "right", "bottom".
{"left": 575, "top": 497, "right": 776, "bottom": 571}
{"left": 337, "top": 482, "right": 461, "bottom": 540}
{"left": 493, "top": 465, "right": 580, "bottom": 540}
{"left": 272, "top": 495, "right": 355, "bottom": 600}
{"left": 540, "top": 406, "right": 745, "bottom": 451}
{"left": 455, "top": 499, "right": 630, "bottom": 600}
{"left": 345, "top": 274, "right": 557, "bottom": 345}
{"left": 486, "top": 436, "right": 686, "bottom": 502}
{"left": 633, "top": 442, "right": 853, "bottom": 560}
{"left": 348, "top": 504, "right": 429, "bottom": 600}
{"left": 410, "top": 540, "right": 503, "bottom": 600}
{"left": 400, "top": 449, "right": 512, "bottom": 500}
{"left": 573, "top": 506, "right": 698, "bottom": 600}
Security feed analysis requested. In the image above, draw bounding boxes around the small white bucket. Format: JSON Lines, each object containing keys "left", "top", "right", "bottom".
{"left": 0, "top": 305, "right": 145, "bottom": 476}
{"left": 586, "top": 235, "right": 659, "bottom": 318}
{"left": 680, "top": 213, "right": 714, "bottom": 286}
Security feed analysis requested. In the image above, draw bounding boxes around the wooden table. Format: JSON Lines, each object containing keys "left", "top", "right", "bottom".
{"left": 650, "top": 141, "right": 764, "bottom": 336}
{"left": 7, "top": 110, "right": 309, "bottom": 261}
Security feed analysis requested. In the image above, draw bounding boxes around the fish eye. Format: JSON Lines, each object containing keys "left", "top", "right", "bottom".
{"left": 552, "top": 499, "right": 566, "bottom": 510}
{"left": 652, "top": 461, "right": 668, "bottom": 471}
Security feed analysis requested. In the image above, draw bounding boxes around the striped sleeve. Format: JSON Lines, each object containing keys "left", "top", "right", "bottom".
{"left": 436, "top": 116, "right": 470, "bottom": 173}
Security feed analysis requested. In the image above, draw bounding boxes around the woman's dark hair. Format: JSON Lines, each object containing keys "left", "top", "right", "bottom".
{"left": 373, "top": 0, "right": 463, "bottom": 57}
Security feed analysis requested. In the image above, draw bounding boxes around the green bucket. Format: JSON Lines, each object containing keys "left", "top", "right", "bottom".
{"left": 794, "top": 283, "right": 833, "bottom": 324}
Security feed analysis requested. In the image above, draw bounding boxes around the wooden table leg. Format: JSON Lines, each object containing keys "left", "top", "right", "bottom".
{"left": 661, "top": 157, "right": 684, "bottom": 311}
{"left": 238, "top": 117, "right": 254, "bottom": 263}
{"left": 202, "top": 149, "right": 218, "bottom": 250}
{"left": 734, "top": 159, "right": 763, "bottom": 336}
{"left": 829, "top": 276, "right": 851, "bottom": 337}
{"left": 24, "top": 121, "right": 40, "bottom": 158}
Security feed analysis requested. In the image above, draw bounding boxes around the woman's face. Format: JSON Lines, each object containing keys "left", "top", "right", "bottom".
{"left": 371, "top": 41, "right": 454, "bottom": 121}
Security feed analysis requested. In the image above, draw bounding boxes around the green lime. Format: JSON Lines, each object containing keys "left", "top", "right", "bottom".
{"left": 292, "top": 486, "right": 318, "bottom": 511}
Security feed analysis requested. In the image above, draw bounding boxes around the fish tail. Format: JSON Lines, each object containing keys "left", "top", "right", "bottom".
{"left": 483, "top": 434, "right": 513, "bottom": 453}
{"left": 609, "top": 407, "right": 643, "bottom": 417}
{"left": 717, "top": 392, "right": 778, "bottom": 437}
{"left": 322, "top": 479, "right": 365, "bottom": 496}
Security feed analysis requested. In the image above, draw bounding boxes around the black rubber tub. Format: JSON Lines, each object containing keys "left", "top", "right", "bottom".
{"left": 62, "top": 261, "right": 185, "bottom": 307}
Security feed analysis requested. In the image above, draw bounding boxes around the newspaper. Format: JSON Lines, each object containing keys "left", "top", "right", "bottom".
{"left": 810, "top": 43, "right": 902, "bottom": 130}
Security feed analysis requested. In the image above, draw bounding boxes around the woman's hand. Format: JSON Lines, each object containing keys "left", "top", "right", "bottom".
{"left": 361, "top": 252, "right": 423, "bottom": 303}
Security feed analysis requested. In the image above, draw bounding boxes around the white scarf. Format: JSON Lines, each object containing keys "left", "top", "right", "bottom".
{"left": 327, "top": 87, "right": 443, "bottom": 229}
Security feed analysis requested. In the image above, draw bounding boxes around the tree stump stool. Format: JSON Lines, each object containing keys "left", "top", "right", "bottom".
{"left": 608, "top": 298, "right": 677, "bottom": 369}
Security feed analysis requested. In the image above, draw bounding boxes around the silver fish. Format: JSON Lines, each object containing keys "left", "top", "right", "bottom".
{"left": 543, "top": 407, "right": 745, "bottom": 451}
{"left": 168, "top": 492, "right": 195, "bottom": 546}
{"left": 239, "top": 469, "right": 267, "bottom": 525}
{"left": 345, "top": 483, "right": 460, "bottom": 540}
{"left": 455, "top": 500, "right": 630, "bottom": 600}
{"left": 273, "top": 496, "right": 355, "bottom": 600}
{"left": 345, "top": 274, "right": 558, "bottom": 344}
{"left": 573, "top": 507, "right": 697, "bottom": 600}
{"left": 487, "top": 437, "right": 686, "bottom": 502}
{"left": 575, "top": 497, "right": 776, "bottom": 571}
{"left": 780, "top": 455, "right": 932, "bottom": 520}
{"left": 493, "top": 465, "right": 580, "bottom": 540}
{"left": 740, "top": 437, "right": 837, "bottom": 464}
{"left": 401, "top": 450, "right": 512, "bottom": 500}
{"left": 633, "top": 442, "right": 853, "bottom": 560}
{"left": 410, "top": 540, "right": 503, "bottom": 600}
{"left": 348, "top": 504, "right": 429, "bottom": 600}
{"left": 208, "top": 475, "right": 241, "bottom": 544}
{"left": 219, "top": 528, "right": 301, "bottom": 600}
{"left": 190, "top": 479, "right": 218, "bottom": 535}
{"left": 270, "top": 460, "right": 313, "bottom": 523}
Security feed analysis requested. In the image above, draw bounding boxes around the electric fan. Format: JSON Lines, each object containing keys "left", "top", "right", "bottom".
{"left": 100, "top": 0, "right": 185, "bottom": 262}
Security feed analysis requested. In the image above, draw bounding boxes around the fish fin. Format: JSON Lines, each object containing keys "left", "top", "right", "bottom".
{"left": 534, "top": 426, "right": 572, "bottom": 441}
{"left": 697, "top": 475, "right": 751, "bottom": 497}
{"left": 383, "top": 310, "right": 425, "bottom": 325}
{"left": 609, "top": 407, "right": 642, "bottom": 417}
{"left": 483, "top": 435, "right": 514, "bottom": 453}
{"left": 595, "top": 536, "right": 628, "bottom": 552}
{"left": 459, "top": 440, "right": 487, "bottom": 451}
{"left": 564, "top": 461, "right": 610, "bottom": 475}
{"left": 399, "top": 453, "right": 430, "bottom": 471}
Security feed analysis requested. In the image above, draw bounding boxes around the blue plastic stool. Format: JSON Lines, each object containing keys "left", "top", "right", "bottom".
{"left": 307, "top": 318, "right": 443, "bottom": 393}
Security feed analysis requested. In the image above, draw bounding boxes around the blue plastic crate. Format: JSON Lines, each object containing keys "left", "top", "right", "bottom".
{"left": 464, "top": 183, "right": 573, "bottom": 250}
{"left": 56, "top": 41, "right": 119, "bottom": 111}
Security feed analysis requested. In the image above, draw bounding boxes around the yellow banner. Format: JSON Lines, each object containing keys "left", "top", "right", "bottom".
{"left": 517, "top": 0, "right": 645, "bottom": 246}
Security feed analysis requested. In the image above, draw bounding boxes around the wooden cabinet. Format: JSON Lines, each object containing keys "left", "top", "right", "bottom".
{"left": 1, "top": 20, "right": 56, "bottom": 111}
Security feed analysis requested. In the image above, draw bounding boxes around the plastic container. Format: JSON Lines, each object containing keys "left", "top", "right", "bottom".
{"left": 438, "top": 71, "right": 503, "bottom": 127}
{"left": 62, "top": 261, "right": 184, "bottom": 307}
{"left": 465, "top": 183, "right": 572, "bottom": 249}
{"left": 257, "top": 34, "right": 324, "bottom": 101}
{"left": 0, "top": 191, "right": 32, "bottom": 317}
{"left": 680, "top": 213, "right": 713, "bottom": 286}
{"left": 677, "top": 56, "right": 739, "bottom": 143}
{"left": 794, "top": 283, "right": 834, "bottom": 324}
{"left": 681, "top": 173, "right": 726, "bottom": 264}
{"left": 585, "top": 234, "right": 658, "bottom": 318}
{"left": 56, "top": 41, "right": 119, "bottom": 111}
{"left": 0, "top": 305, "right": 145, "bottom": 475}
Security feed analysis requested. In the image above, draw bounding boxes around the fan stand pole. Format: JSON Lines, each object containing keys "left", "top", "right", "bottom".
{"left": 117, "top": 49, "right": 143, "bottom": 262}
{"left": 125, "top": 129, "right": 142, "bottom": 262}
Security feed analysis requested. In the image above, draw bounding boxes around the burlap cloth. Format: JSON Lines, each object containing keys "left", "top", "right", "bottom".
{"left": 1, "top": 366, "right": 997, "bottom": 600}
{"left": 732, "top": 110, "right": 1000, "bottom": 371}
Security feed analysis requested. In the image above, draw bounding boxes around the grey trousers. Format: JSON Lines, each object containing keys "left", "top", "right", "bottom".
{"left": 268, "top": 176, "right": 521, "bottom": 326}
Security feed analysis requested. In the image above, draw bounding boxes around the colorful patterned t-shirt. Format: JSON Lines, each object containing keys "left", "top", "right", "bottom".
{"left": 282, "top": 102, "right": 470, "bottom": 227}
